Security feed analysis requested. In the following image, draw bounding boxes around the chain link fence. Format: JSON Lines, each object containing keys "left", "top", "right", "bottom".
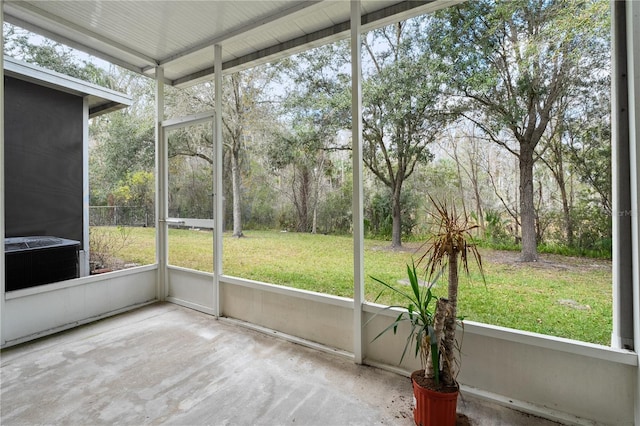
{"left": 90, "top": 206, "right": 154, "bottom": 227}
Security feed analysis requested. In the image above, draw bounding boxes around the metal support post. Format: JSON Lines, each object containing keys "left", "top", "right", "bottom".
{"left": 214, "top": 45, "right": 224, "bottom": 317}
{"left": 155, "top": 66, "right": 167, "bottom": 300}
{"left": 351, "top": 0, "right": 365, "bottom": 364}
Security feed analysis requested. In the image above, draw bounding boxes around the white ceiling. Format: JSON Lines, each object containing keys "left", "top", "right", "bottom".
{"left": 3, "top": 0, "right": 459, "bottom": 86}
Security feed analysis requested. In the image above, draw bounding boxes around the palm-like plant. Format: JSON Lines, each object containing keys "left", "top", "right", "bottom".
{"left": 371, "top": 262, "right": 441, "bottom": 381}
{"left": 370, "top": 198, "right": 484, "bottom": 390}
{"left": 417, "top": 198, "right": 484, "bottom": 387}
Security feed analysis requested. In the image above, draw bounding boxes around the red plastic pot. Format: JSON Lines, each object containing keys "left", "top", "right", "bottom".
{"left": 411, "top": 370, "right": 459, "bottom": 426}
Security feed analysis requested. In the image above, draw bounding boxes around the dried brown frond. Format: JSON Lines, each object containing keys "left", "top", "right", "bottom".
{"left": 417, "top": 197, "right": 485, "bottom": 283}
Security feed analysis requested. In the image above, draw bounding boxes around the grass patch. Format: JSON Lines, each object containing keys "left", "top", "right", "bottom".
{"left": 97, "top": 226, "right": 613, "bottom": 345}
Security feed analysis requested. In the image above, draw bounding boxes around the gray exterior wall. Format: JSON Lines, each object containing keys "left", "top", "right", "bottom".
{"left": 4, "top": 76, "right": 83, "bottom": 244}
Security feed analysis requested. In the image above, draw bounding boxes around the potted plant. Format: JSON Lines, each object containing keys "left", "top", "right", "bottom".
{"left": 370, "top": 199, "right": 484, "bottom": 426}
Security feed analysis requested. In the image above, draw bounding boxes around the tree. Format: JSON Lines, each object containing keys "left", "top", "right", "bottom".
{"left": 166, "top": 67, "right": 279, "bottom": 236}
{"left": 223, "top": 71, "right": 280, "bottom": 237}
{"left": 89, "top": 70, "right": 156, "bottom": 206}
{"left": 539, "top": 112, "right": 575, "bottom": 246}
{"left": 4, "top": 24, "right": 116, "bottom": 88}
{"left": 91, "top": 109, "right": 155, "bottom": 201}
{"left": 361, "top": 18, "right": 450, "bottom": 248}
{"left": 166, "top": 125, "right": 214, "bottom": 218}
{"left": 282, "top": 42, "right": 352, "bottom": 133}
{"left": 268, "top": 121, "right": 329, "bottom": 232}
{"left": 439, "top": 127, "right": 489, "bottom": 236}
{"left": 564, "top": 72, "right": 612, "bottom": 218}
{"left": 431, "top": 0, "right": 609, "bottom": 261}
{"left": 112, "top": 171, "right": 154, "bottom": 209}
{"left": 563, "top": 75, "right": 611, "bottom": 252}
{"left": 275, "top": 43, "right": 352, "bottom": 233}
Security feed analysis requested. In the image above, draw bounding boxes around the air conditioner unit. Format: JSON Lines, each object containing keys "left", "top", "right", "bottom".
{"left": 5, "top": 236, "right": 80, "bottom": 291}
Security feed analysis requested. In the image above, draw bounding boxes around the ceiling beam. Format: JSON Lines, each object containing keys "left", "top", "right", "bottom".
{"left": 4, "top": 0, "right": 463, "bottom": 87}
{"left": 158, "top": 0, "right": 324, "bottom": 67}
{"left": 172, "top": 0, "right": 456, "bottom": 86}
{"left": 171, "top": 21, "right": 348, "bottom": 87}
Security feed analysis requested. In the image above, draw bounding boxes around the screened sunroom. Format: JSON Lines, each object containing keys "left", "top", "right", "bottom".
{"left": 1, "top": 1, "right": 638, "bottom": 425}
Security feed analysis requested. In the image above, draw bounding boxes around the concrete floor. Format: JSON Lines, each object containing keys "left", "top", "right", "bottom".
{"left": 1, "top": 303, "right": 562, "bottom": 426}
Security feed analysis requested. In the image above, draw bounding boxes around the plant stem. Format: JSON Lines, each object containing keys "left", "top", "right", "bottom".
{"left": 441, "top": 252, "right": 458, "bottom": 387}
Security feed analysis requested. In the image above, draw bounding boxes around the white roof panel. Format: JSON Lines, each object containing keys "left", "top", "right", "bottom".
{"left": 3, "top": 56, "right": 131, "bottom": 117}
{"left": 3, "top": 0, "right": 460, "bottom": 86}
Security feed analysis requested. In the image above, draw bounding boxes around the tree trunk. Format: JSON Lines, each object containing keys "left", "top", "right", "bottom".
{"left": 519, "top": 146, "right": 538, "bottom": 261}
{"left": 231, "top": 147, "right": 243, "bottom": 238}
{"left": 294, "top": 167, "right": 311, "bottom": 232}
{"left": 555, "top": 160, "right": 574, "bottom": 247}
{"left": 544, "top": 138, "right": 574, "bottom": 247}
{"left": 440, "top": 252, "right": 458, "bottom": 387}
{"left": 312, "top": 205, "right": 317, "bottom": 234}
{"left": 470, "top": 159, "right": 485, "bottom": 236}
{"left": 452, "top": 143, "right": 468, "bottom": 217}
{"left": 391, "top": 184, "right": 402, "bottom": 248}
{"left": 427, "top": 298, "right": 446, "bottom": 381}
{"left": 424, "top": 334, "right": 435, "bottom": 380}
{"left": 311, "top": 155, "right": 324, "bottom": 235}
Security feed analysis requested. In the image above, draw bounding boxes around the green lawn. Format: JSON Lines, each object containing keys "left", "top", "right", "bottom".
{"left": 96, "top": 226, "right": 613, "bottom": 345}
